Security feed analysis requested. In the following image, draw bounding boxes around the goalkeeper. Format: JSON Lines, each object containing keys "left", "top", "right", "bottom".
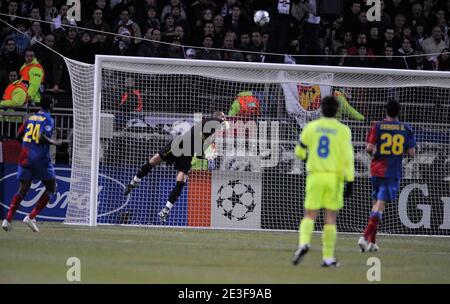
{"left": 292, "top": 96, "right": 355, "bottom": 267}
{"left": 123, "top": 111, "right": 227, "bottom": 223}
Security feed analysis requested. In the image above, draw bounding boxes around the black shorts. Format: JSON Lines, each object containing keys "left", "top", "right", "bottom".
{"left": 158, "top": 141, "right": 193, "bottom": 174}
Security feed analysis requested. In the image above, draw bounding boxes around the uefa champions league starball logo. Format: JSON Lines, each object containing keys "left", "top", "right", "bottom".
{"left": 216, "top": 180, "right": 257, "bottom": 221}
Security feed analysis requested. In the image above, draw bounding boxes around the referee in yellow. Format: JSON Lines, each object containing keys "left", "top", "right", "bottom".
{"left": 292, "top": 95, "right": 355, "bottom": 267}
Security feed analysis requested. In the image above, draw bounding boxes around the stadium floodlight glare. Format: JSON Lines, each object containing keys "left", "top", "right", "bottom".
{"left": 64, "top": 56, "right": 450, "bottom": 236}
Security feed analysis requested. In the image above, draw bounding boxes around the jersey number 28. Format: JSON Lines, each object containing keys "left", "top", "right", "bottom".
{"left": 380, "top": 133, "right": 404, "bottom": 155}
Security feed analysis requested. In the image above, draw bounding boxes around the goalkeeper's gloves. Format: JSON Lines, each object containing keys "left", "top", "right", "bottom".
{"left": 344, "top": 182, "right": 354, "bottom": 198}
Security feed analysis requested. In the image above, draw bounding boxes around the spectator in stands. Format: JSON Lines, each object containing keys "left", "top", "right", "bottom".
{"left": 377, "top": 44, "right": 406, "bottom": 69}
{"left": 413, "top": 46, "right": 434, "bottom": 70}
{"left": 2, "top": 1, "right": 19, "bottom": 26}
{"left": 161, "top": 0, "right": 188, "bottom": 23}
{"left": 193, "top": 21, "right": 214, "bottom": 46}
{"left": 91, "top": 33, "right": 111, "bottom": 56}
{"left": 140, "top": 7, "right": 161, "bottom": 34}
{"left": 250, "top": 30, "right": 264, "bottom": 53}
{"left": 111, "top": 27, "right": 137, "bottom": 56}
{"left": 224, "top": 4, "right": 250, "bottom": 37}
{"left": 43, "top": 0, "right": 58, "bottom": 24}
{"left": 298, "top": 0, "right": 322, "bottom": 64}
{"left": 379, "top": 0, "right": 392, "bottom": 28}
{"left": 174, "top": 25, "right": 188, "bottom": 45}
{"left": 79, "top": 31, "right": 97, "bottom": 64}
{"left": 58, "top": 26, "right": 80, "bottom": 60}
{"left": 356, "top": 10, "right": 370, "bottom": 35}
{"left": 342, "top": 30, "right": 355, "bottom": 50}
{"left": 51, "top": 3, "right": 68, "bottom": 32}
{"left": 414, "top": 22, "right": 426, "bottom": 48}
{"left": 86, "top": 9, "right": 112, "bottom": 39}
{"left": 387, "top": 0, "right": 408, "bottom": 20}
{"left": 393, "top": 13, "right": 406, "bottom": 37}
{"left": 92, "top": 0, "right": 114, "bottom": 26}
{"left": 115, "top": 9, "right": 142, "bottom": 43}
{"left": 348, "top": 44, "right": 371, "bottom": 68}
{"left": 166, "top": 35, "right": 185, "bottom": 59}
{"left": 29, "top": 7, "right": 42, "bottom": 21}
{"left": 423, "top": 0, "right": 437, "bottom": 29}
{"left": 402, "top": 25, "right": 414, "bottom": 42}
{"left": 410, "top": 2, "right": 424, "bottom": 28}
{"left": 0, "top": 38, "right": 22, "bottom": 73}
{"left": 334, "top": 47, "right": 350, "bottom": 66}
{"left": 435, "top": 10, "right": 448, "bottom": 46}
{"left": 25, "top": 21, "right": 44, "bottom": 47}
{"left": 213, "top": 14, "right": 226, "bottom": 46}
{"left": 221, "top": 33, "right": 244, "bottom": 61}
{"left": 383, "top": 27, "right": 396, "bottom": 50}
{"left": 421, "top": 26, "right": 446, "bottom": 68}
{"left": 31, "top": 34, "right": 62, "bottom": 92}
{"left": 189, "top": 0, "right": 217, "bottom": 29}
{"left": 348, "top": 33, "right": 374, "bottom": 58}
{"left": 19, "top": 49, "right": 44, "bottom": 105}
{"left": 238, "top": 32, "right": 251, "bottom": 52}
{"left": 397, "top": 37, "right": 415, "bottom": 69}
{"left": 196, "top": 35, "right": 221, "bottom": 60}
{"left": 368, "top": 26, "right": 384, "bottom": 55}
{"left": 437, "top": 48, "right": 450, "bottom": 71}
{"left": 137, "top": 28, "right": 165, "bottom": 58}
{"left": 3, "top": 20, "right": 30, "bottom": 56}
{"left": 161, "top": 14, "right": 176, "bottom": 39}
{"left": 171, "top": 5, "right": 190, "bottom": 39}
{"left": 343, "top": 1, "right": 361, "bottom": 31}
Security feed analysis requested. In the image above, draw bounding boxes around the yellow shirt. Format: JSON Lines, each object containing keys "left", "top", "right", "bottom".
{"left": 295, "top": 117, "right": 355, "bottom": 182}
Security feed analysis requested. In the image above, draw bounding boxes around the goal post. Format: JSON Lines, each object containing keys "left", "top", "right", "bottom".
{"left": 64, "top": 55, "right": 450, "bottom": 236}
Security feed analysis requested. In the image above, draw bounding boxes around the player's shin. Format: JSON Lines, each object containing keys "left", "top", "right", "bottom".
{"left": 365, "top": 211, "right": 382, "bottom": 243}
{"left": 299, "top": 217, "right": 314, "bottom": 247}
{"left": 6, "top": 193, "right": 24, "bottom": 222}
{"left": 322, "top": 224, "right": 337, "bottom": 261}
{"left": 134, "top": 162, "right": 154, "bottom": 183}
{"left": 29, "top": 191, "right": 52, "bottom": 219}
{"left": 167, "top": 181, "right": 186, "bottom": 209}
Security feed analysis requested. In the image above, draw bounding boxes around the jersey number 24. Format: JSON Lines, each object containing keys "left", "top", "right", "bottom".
{"left": 23, "top": 123, "right": 41, "bottom": 144}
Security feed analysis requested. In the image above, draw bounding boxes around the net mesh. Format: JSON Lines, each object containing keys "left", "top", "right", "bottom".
{"left": 65, "top": 57, "right": 450, "bottom": 235}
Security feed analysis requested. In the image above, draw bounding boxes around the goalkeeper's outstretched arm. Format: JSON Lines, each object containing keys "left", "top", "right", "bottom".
{"left": 295, "top": 125, "right": 310, "bottom": 161}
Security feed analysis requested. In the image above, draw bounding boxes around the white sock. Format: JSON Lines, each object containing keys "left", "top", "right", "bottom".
{"left": 132, "top": 176, "right": 141, "bottom": 184}
{"left": 165, "top": 202, "right": 174, "bottom": 210}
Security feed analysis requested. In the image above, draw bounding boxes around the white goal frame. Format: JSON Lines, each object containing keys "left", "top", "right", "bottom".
{"left": 85, "top": 55, "right": 450, "bottom": 228}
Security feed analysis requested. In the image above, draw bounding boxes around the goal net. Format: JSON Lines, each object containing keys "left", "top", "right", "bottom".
{"left": 64, "top": 56, "right": 450, "bottom": 236}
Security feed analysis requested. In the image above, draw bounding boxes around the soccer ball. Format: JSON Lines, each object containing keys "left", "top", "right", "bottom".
{"left": 253, "top": 10, "right": 270, "bottom": 26}
{"left": 216, "top": 180, "right": 256, "bottom": 221}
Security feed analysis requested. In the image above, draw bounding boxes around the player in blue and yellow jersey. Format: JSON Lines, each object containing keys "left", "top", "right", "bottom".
{"left": 292, "top": 96, "right": 355, "bottom": 267}
{"left": 2, "top": 96, "right": 62, "bottom": 233}
{"left": 358, "top": 100, "right": 416, "bottom": 252}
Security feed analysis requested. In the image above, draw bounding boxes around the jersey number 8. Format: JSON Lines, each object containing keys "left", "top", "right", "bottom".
{"left": 317, "top": 135, "right": 330, "bottom": 158}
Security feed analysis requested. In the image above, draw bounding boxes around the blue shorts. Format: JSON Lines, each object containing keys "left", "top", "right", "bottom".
{"left": 17, "top": 164, "right": 56, "bottom": 181}
{"left": 371, "top": 177, "right": 400, "bottom": 203}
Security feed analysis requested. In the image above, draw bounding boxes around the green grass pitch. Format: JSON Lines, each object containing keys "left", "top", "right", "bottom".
{"left": 1, "top": 222, "right": 449, "bottom": 283}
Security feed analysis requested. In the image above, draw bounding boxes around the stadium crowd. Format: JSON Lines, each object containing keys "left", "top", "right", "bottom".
{"left": 1, "top": 0, "right": 450, "bottom": 101}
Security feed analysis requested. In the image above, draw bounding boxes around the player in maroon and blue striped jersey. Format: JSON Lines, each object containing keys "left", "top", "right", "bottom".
{"left": 358, "top": 100, "right": 416, "bottom": 252}
{"left": 2, "top": 96, "right": 62, "bottom": 232}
